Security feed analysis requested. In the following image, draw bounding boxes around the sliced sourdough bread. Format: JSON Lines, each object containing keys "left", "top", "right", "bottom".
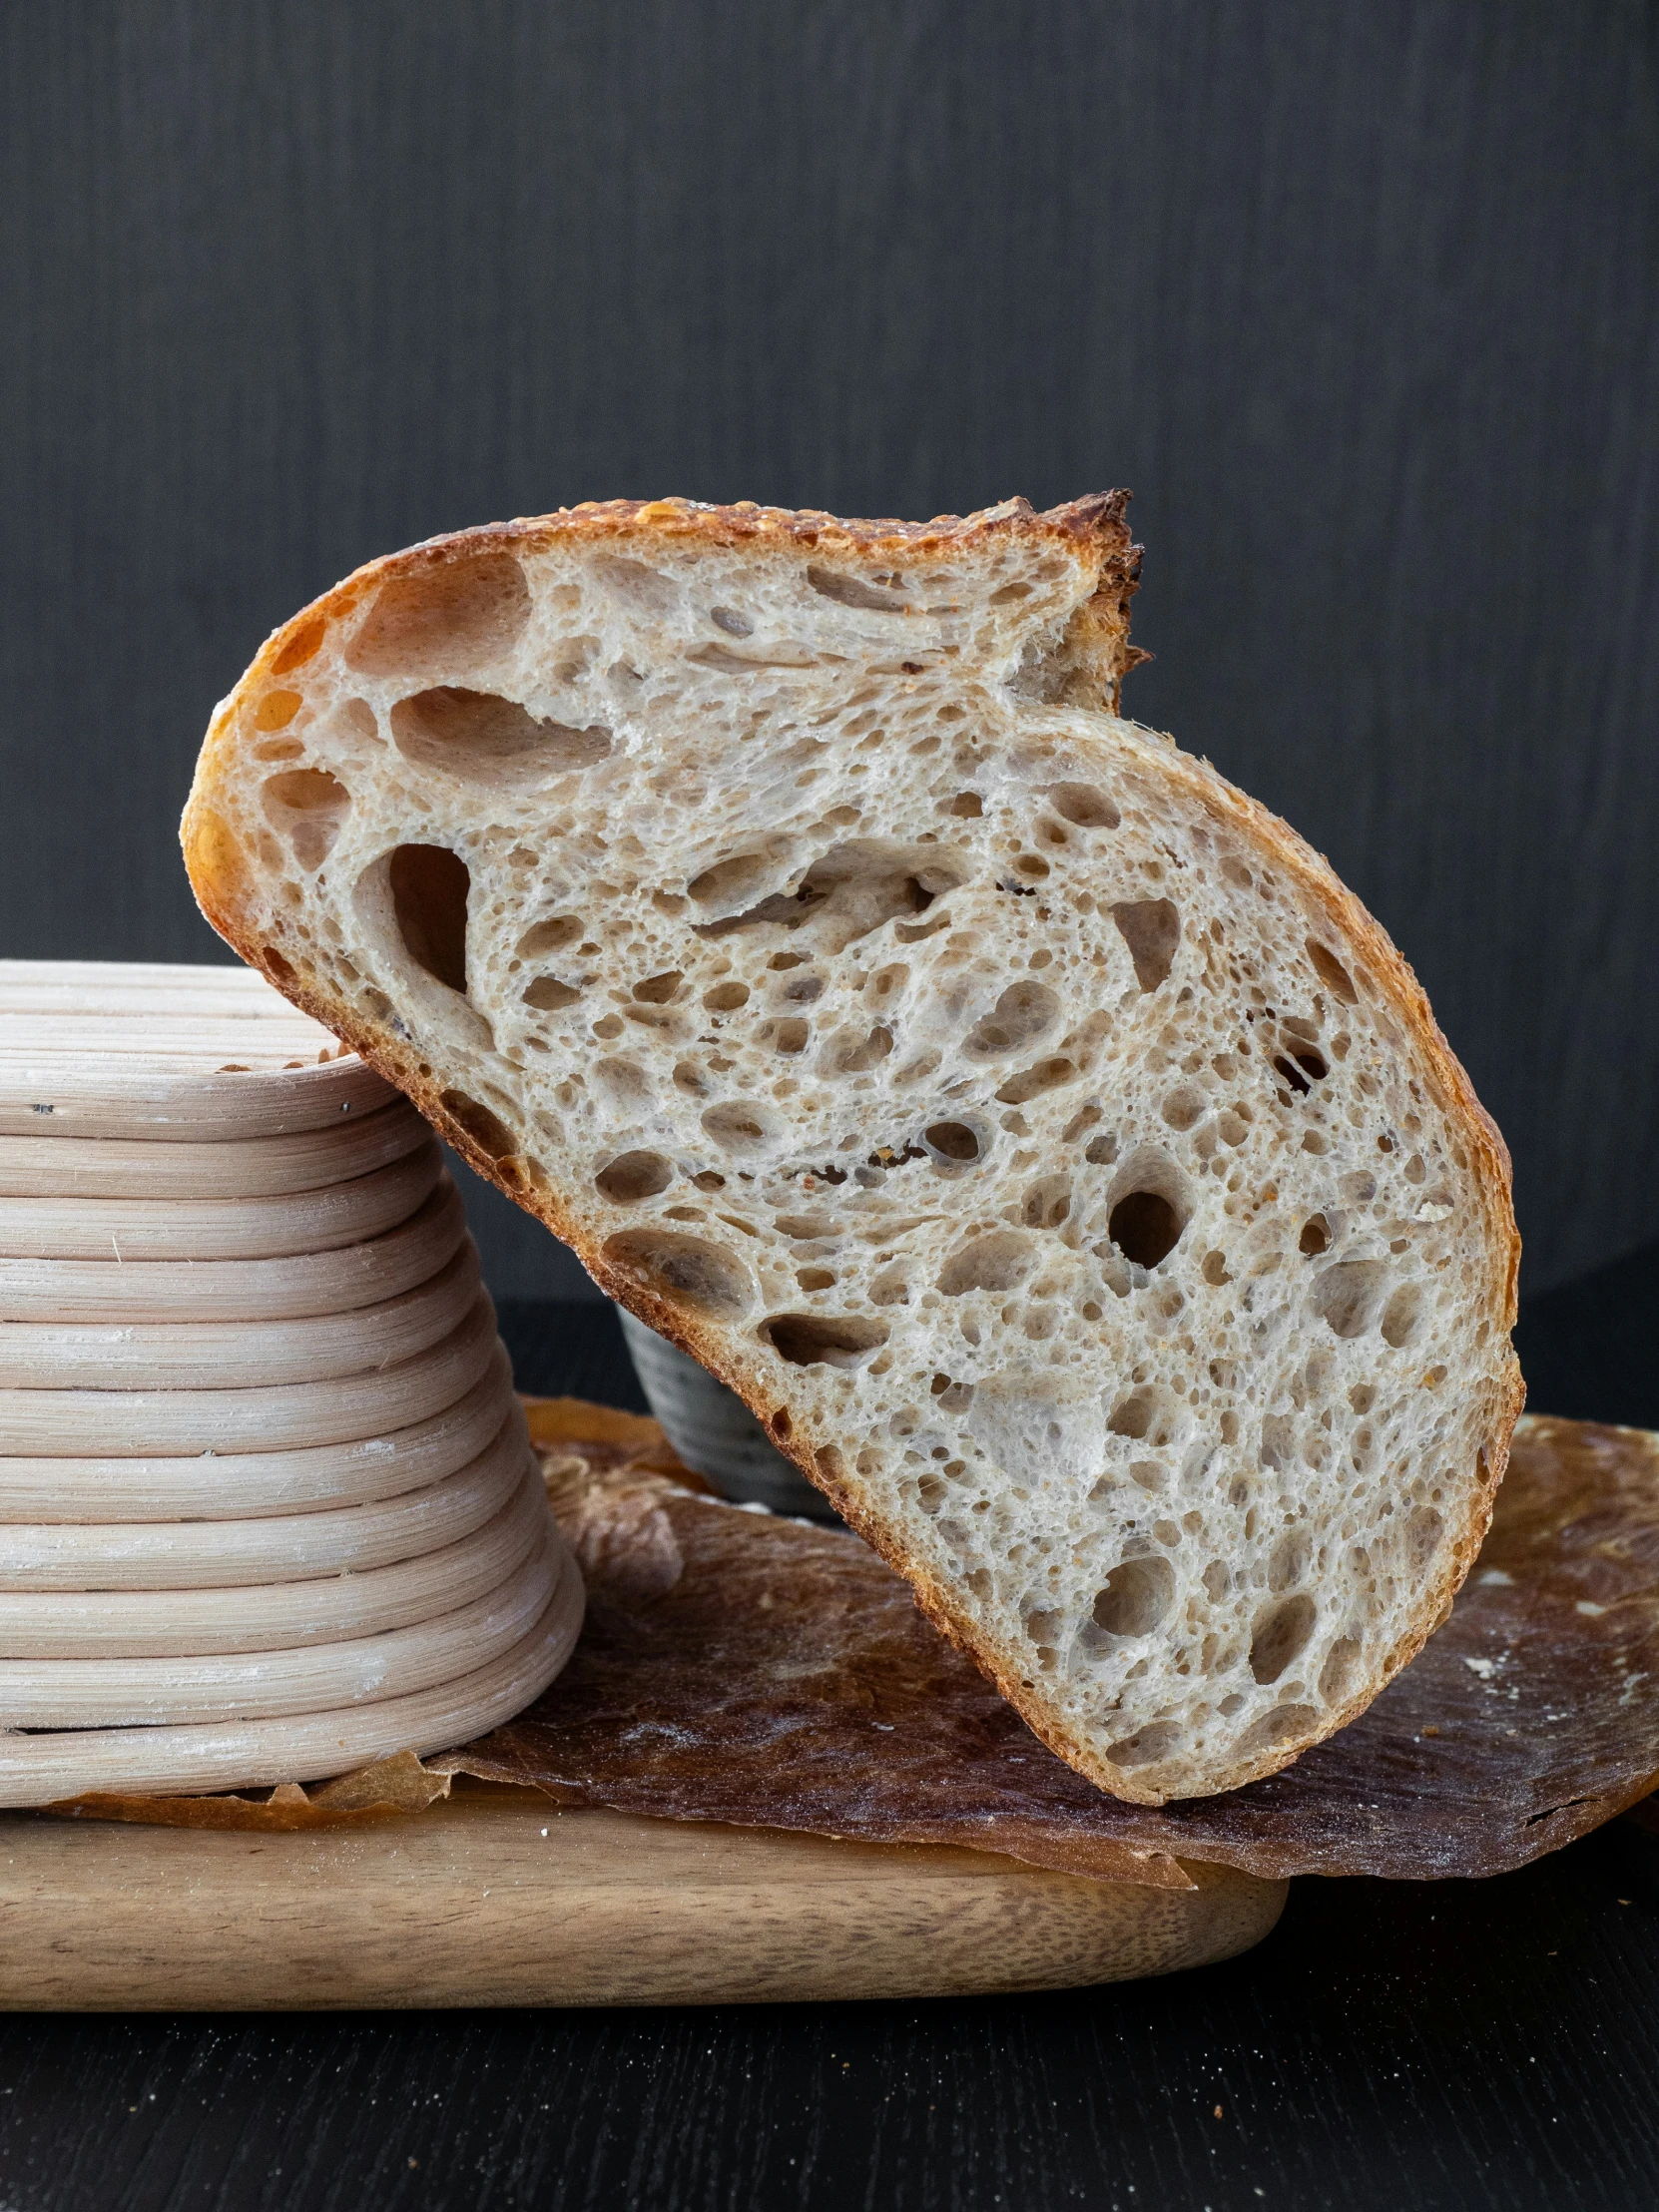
{"left": 182, "top": 492, "right": 1522, "bottom": 1803}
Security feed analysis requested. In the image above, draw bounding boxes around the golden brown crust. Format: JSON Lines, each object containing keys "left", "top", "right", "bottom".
{"left": 183, "top": 489, "right": 1521, "bottom": 1806}
{"left": 191, "top": 491, "right": 1144, "bottom": 779}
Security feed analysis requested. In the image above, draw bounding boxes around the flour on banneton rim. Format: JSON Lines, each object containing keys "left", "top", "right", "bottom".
{"left": 183, "top": 492, "right": 1522, "bottom": 1804}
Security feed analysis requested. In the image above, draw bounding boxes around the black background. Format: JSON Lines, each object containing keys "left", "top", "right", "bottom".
{"left": 3, "top": 16, "right": 1658, "bottom": 2204}
{"left": 2, "top": 2, "right": 1657, "bottom": 1305}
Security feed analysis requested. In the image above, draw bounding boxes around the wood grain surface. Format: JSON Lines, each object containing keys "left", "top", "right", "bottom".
{"left": 0, "top": 1793, "right": 1285, "bottom": 2012}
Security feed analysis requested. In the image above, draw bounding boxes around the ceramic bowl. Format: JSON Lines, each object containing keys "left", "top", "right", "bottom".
{"left": 615, "top": 1308, "right": 841, "bottom": 1522}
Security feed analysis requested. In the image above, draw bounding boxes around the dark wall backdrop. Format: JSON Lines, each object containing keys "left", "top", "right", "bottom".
{"left": 2, "top": 1, "right": 1656, "bottom": 1300}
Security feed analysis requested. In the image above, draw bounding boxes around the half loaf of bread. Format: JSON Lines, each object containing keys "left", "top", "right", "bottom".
{"left": 183, "top": 492, "right": 1522, "bottom": 1802}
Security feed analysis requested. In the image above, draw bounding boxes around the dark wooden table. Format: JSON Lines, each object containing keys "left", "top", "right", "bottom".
{"left": 2, "top": 1278, "right": 1655, "bottom": 2212}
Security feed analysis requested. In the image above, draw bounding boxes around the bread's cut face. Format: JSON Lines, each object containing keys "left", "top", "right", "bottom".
{"left": 184, "top": 492, "right": 1522, "bottom": 1803}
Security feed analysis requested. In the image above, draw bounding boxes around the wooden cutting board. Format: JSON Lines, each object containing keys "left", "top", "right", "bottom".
{"left": 0, "top": 1790, "right": 1286, "bottom": 2008}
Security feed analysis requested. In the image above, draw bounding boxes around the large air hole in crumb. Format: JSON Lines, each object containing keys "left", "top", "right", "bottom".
{"left": 830, "top": 1024, "right": 892, "bottom": 1071}
{"left": 806, "top": 564, "right": 909, "bottom": 611}
{"left": 1299, "top": 1214, "right": 1331, "bottom": 1256}
{"left": 602, "top": 1229, "right": 753, "bottom": 1318}
{"left": 937, "top": 1231, "right": 1034, "bottom": 1296}
{"left": 517, "top": 916, "right": 582, "bottom": 960}
{"left": 345, "top": 552, "right": 531, "bottom": 679}
{"left": 1238, "top": 1703, "right": 1320, "bottom": 1752}
{"left": 924, "top": 1121, "right": 982, "bottom": 1165}
{"left": 1250, "top": 1593, "right": 1317, "bottom": 1683}
{"left": 995, "top": 1056, "right": 1076, "bottom": 1105}
{"left": 1318, "top": 1637, "right": 1362, "bottom": 1702}
{"left": 596, "top": 1150, "right": 674, "bottom": 1202}
{"left": 1109, "top": 1193, "right": 1181, "bottom": 1267}
{"left": 390, "top": 688, "right": 612, "bottom": 786}
{"left": 702, "top": 1100, "right": 781, "bottom": 1152}
{"left": 1093, "top": 1556, "right": 1175, "bottom": 1637}
{"left": 524, "top": 977, "right": 582, "bottom": 1011}
{"left": 775, "top": 1213, "right": 836, "bottom": 1241}
{"left": 1161, "top": 1085, "right": 1206, "bottom": 1131}
{"left": 1312, "top": 1260, "right": 1388, "bottom": 1339}
{"left": 1406, "top": 1504, "right": 1443, "bottom": 1569}
{"left": 634, "top": 971, "right": 683, "bottom": 1003}
{"left": 687, "top": 852, "right": 776, "bottom": 909}
{"left": 1273, "top": 1047, "right": 1327, "bottom": 1095}
{"left": 1381, "top": 1283, "right": 1424, "bottom": 1348}
{"left": 595, "top": 556, "right": 680, "bottom": 611}
{"left": 1020, "top": 1174, "right": 1071, "bottom": 1229}
{"left": 272, "top": 616, "right": 327, "bottom": 675}
{"left": 963, "top": 981, "right": 1058, "bottom": 1059}
{"left": 1258, "top": 1415, "right": 1297, "bottom": 1470}
{"left": 388, "top": 844, "right": 471, "bottom": 994}
{"left": 762, "top": 1313, "right": 889, "bottom": 1369}
{"left": 1111, "top": 898, "right": 1181, "bottom": 990}
{"left": 262, "top": 769, "right": 351, "bottom": 869}
{"left": 1105, "top": 1720, "right": 1182, "bottom": 1769}
{"left": 253, "top": 689, "right": 303, "bottom": 732}
{"left": 1046, "top": 783, "right": 1120, "bottom": 829}
{"left": 595, "top": 1057, "right": 649, "bottom": 1101}
{"left": 694, "top": 841, "right": 969, "bottom": 952}
{"left": 1104, "top": 1147, "right": 1192, "bottom": 1269}
{"left": 1106, "top": 1389, "right": 1183, "bottom": 1446}
{"left": 1307, "top": 937, "right": 1360, "bottom": 1004}
{"left": 439, "top": 1089, "right": 515, "bottom": 1161}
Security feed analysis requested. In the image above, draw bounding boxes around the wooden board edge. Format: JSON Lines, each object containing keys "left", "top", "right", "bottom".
{"left": 0, "top": 1799, "right": 1287, "bottom": 2010}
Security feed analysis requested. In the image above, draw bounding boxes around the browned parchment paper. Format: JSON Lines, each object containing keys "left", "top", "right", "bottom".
{"left": 436, "top": 1404, "right": 1659, "bottom": 1883}
{"left": 48, "top": 1750, "right": 451, "bottom": 1832}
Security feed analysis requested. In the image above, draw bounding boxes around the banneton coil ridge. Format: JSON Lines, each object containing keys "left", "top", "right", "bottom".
{"left": 0, "top": 959, "right": 582, "bottom": 1807}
